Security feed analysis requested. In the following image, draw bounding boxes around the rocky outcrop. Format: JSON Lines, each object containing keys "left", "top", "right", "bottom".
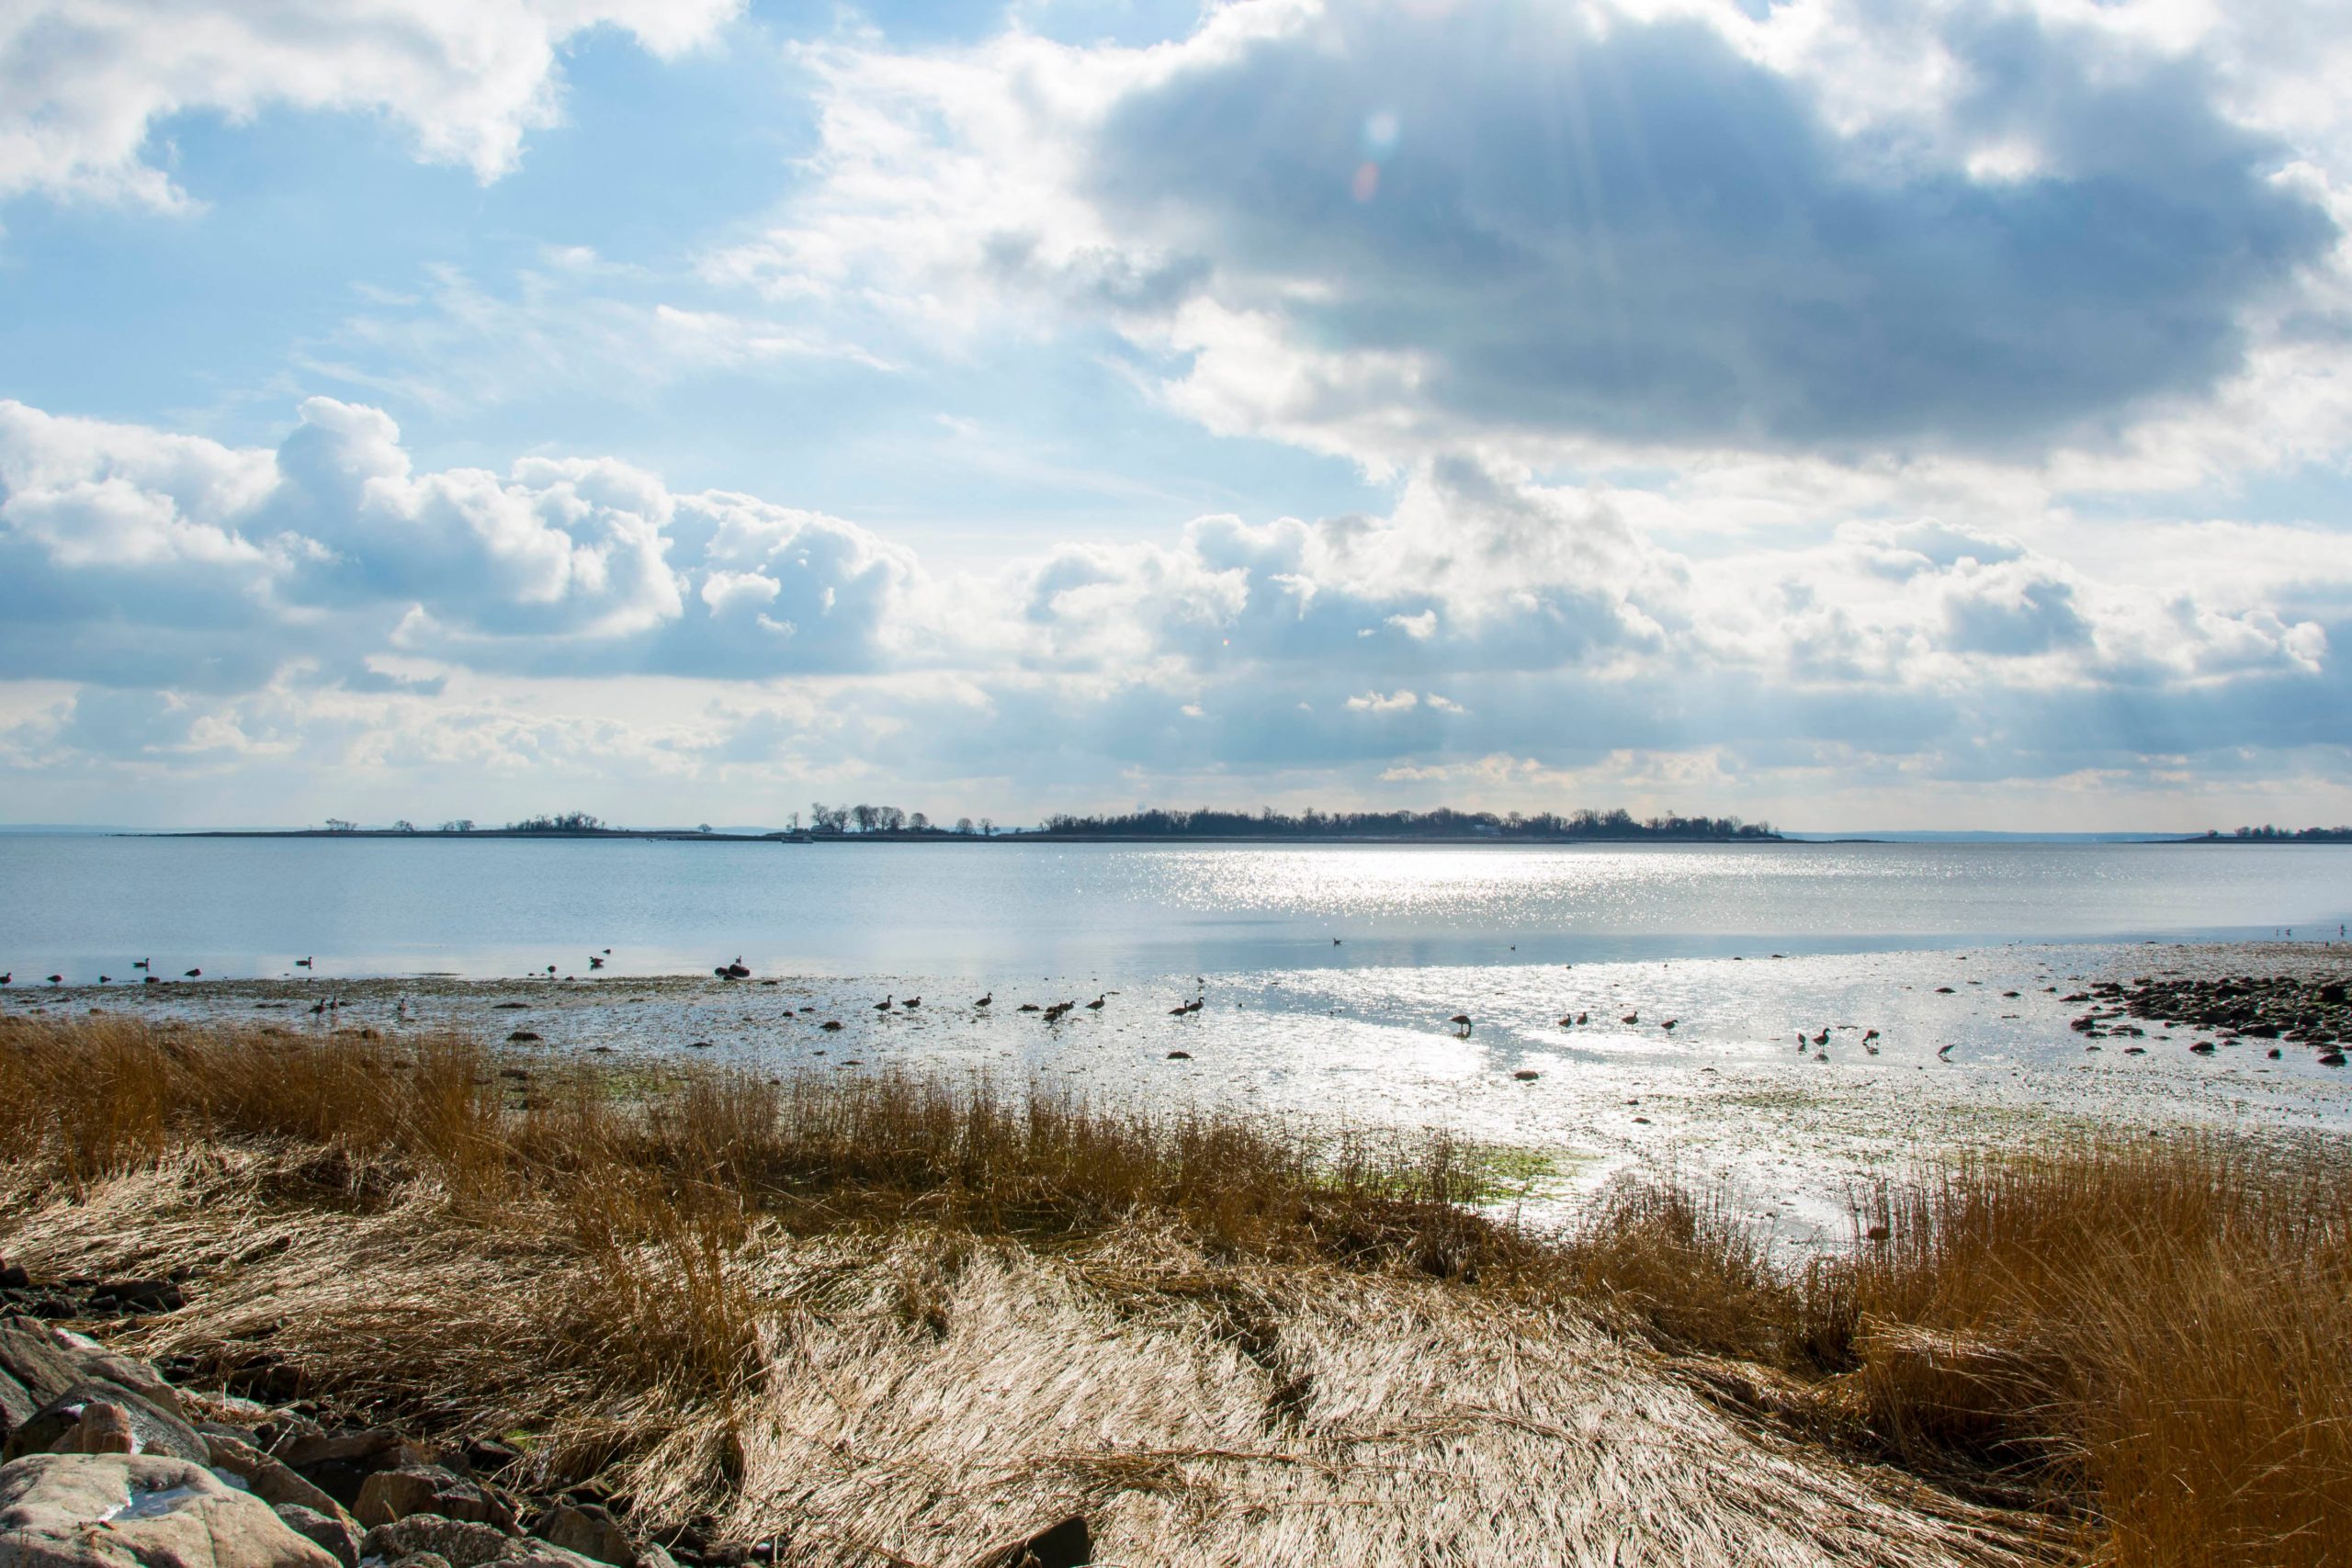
{"left": 0, "top": 1453, "right": 339, "bottom": 1568}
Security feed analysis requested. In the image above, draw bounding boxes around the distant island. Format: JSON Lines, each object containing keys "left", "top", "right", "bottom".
{"left": 2184, "top": 825, "right": 2352, "bottom": 842}
{"left": 164, "top": 805, "right": 1783, "bottom": 843}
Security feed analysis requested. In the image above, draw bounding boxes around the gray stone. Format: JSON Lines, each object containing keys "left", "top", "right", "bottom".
{"left": 3, "top": 1383, "right": 206, "bottom": 1465}
{"left": 536, "top": 1504, "right": 633, "bottom": 1567}
{"left": 0, "top": 1371, "right": 38, "bottom": 1443}
{"left": 0, "top": 1452, "right": 340, "bottom": 1568}
{"left": 361, "top": 1517, "right": 516, "bottom": 1568}
{"left": 355, "top": 1466, "right": 514, "bottom": 1531}
{"left": 270, "top": 1503, "right": 362, "bottom": 1568}
{"left": 0, "top": 1320, "right": 85, "bottom": 1408}
{"left": 385, "top": 1556, "right": 452, "bottom": 1568}
{"left": 205, "top": 1435, "right": 354, "bottom": 1527}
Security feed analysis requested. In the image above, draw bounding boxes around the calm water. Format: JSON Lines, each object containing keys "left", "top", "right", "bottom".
{"left": 8, "top": 835, "right": 2348, "bottom": 1235}
{"left": 0, "top": 836, "right": 2347, "bottom": 981}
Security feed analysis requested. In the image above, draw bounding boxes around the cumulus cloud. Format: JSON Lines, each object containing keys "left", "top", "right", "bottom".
{"left": 720, "top": 0, "right": 2343, "bottom": 467}
{"left": 0, "top": 394, "right": 2345, "bottom": 820}
{"left": 0, "top": 0, "right": 741, "bottom": 206}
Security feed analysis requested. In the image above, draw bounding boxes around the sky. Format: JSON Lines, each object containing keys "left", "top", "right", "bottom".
{"left": 2, "top": 0, "right": 2349, "bottom": 832}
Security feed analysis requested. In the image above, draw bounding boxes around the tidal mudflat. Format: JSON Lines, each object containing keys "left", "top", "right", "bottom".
{"left": 17, "top": 939, "right": 2348, "bottom": 1240}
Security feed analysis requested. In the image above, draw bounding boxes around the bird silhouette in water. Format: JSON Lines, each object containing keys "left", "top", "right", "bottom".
{"left": 295, "top": 956, "right": 312, "bottom": 969}
{"left": 874, "top": 995, "right": 894, "bottom": 1011}
{"left": 902, "top": 996, "right": 922, "bottom": 1009}
{"left": 1017, "top": 1003, "right": 1040, "bottom": 1012}
{"left": 589, "top": 955, "right": 605, "bottom": 970}
{"left": 132, "top": 959, "right": 148, "bottom": 971}
{"left": 184, "top": 968, "right": 201, "bottom": 978}
{"left": 46, "top": 975, "right": 62, "bottom": 985}
{"left": 1937, "top": 1043, "right": 1955, "bottom": 1060}
{"left": 0, "top": 974, "right": 9, "bottom": 986}
{"left": 1812, "top": 1028, "right": 1831, "bottom": 1046}
{"left": 98, "top": 975, "right": 111, "bottom": 984}
{"left": 547, "top": 964, "right": 558, "bottom": 976}
{"left": 1621, "top": 1012, "right": 1639, "bottom": 1025}
{"left": 974, "top": 992, "right": 993, "bottom": 1008}
{"left": 1449, "top": 1013, "right": 1473, "bottom": 1036}
{"left": 1659, "top": 1018, "right": 1678, "bottom": 1031}
{"left": 1085, "top": 994, "right": 1106, "bottom": 1010}
{"left": 820, "top": 1020, "right": 843, "bottom": 1032}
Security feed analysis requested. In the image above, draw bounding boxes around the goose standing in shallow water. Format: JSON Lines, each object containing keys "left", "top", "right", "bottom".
{"left": 974, "top": 992, "right": 992, "bottom": 1009}
{"left": 1448, "top": 1012, "right": 1473, "bottom": 1036}
{"left": 874, "top": 995, "right": 894, "bottom": 1011}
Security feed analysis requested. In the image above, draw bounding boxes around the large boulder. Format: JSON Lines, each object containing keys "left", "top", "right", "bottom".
{"left": 0, "top": 1323, "right": 85, "bottom": 1409}
{"left": 354, "top": 1467, "right": 514, "bottom": 1531}
{"left": 3, "top": 1384, "right": 206, "bottom": 1465}
{"left": 200, "top": 1436, "right": 349, "bottom": 1525}
{"left": 272, "top": 1431, "right": 428, "bottom": 1510}
{"left": 359, "top": 1520, "right": 602, "bottom": 1568}
{"left": 268, "top": 1505, "right": 361, "bottom": 1568}
{"left": 0, "top": 1452, "right": 340, "bottom": 1568}
{"left": 534, "top": 1505, "right": 633, "bottom": 1567}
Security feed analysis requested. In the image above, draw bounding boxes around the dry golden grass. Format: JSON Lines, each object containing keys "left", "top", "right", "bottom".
{"left": 1, "top": 1012, "right": 2343, "bottom": 1566}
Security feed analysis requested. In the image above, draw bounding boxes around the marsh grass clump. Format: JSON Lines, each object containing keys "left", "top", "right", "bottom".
{"left": 1555, "top": 1138, "right": 2352, "bottom": 1568}
{"left": 0, "top": 1012, "right": 2346, "bottom": 1567}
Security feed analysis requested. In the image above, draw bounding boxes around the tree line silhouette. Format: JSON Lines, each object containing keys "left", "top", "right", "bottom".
{"left": 1029, "top": 806, "right": 1776, "bottom": 840}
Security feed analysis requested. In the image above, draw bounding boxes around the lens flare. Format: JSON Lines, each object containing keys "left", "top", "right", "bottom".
{"left": 1351, "top": 161, "right": 1380, "bottom": 202}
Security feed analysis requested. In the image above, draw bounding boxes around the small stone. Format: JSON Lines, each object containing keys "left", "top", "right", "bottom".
{"left": 363, "top": 1516, "right": 517, "bottom": 1568}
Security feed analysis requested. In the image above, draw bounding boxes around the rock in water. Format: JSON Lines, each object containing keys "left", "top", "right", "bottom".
{"left": 0, "top": 1452, "right": 340, "bottom": 1568}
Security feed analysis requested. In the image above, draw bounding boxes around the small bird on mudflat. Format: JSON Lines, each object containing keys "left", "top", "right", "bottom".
{"left": 974, "top": 992, "right": 992, "bottom": 1008}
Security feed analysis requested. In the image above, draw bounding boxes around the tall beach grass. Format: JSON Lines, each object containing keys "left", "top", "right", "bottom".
{"left": 0, "top": 1012, "right": 2344, "bottom": 1566}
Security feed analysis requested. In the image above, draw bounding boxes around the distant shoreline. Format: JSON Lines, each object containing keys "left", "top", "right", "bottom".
{"left": 145, "top": 828, "right": 1792, "bottom": 845}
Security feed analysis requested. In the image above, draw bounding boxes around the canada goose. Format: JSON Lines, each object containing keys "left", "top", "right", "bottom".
{"left": 603, "top": 948, "right": 612, "bottom": 954}
{"left": 295, "top": 957, "right": 313, "bottom": 969}
{"left": 1085, "top": 994, "right": 1106, "bottom": 1010}
{"left": 132, "top": 959, "right": 148, "bottom": 970}
{"left": 1184, "top": 995, "right": 1204, "bottom": 1013}
{"left": 1448, "top": 1013, "right": 1472, "bottom": 1035}
{"left": 1168, "top": 1050, "right": 1192, "bottom": 1059}
{"left": 547, "top": 964, "right": 558, "bottom": 976}
{"left": 1574, "top": 1011, "right": 1587, "bottom": 1025}
{"left": 1659, "top": 1018, "right": 1678, "bottom": 1031}
{"left": 98, "top": 975, "right": 111, "bottom": 983}
{"left": 184, "top": 968, "right": 201, "bottom": 978}
{"left": 0, "top": 974, "right": 9, "bottom": 985}
{"left": 875, "top": 995, "right": 894, "bottom": 1011}
{"left": 1557, "top": 1015, "right": 1575, "bottom": 1028}
{"left": 1862, "top": 1028, "right": 1880, "bottom": 1042}
{"left": 1621, "top": 1012, "right": 1638, "bottom": 1025}
{"left": 820, "top": 1020, "right": 843, "bottom": 1032}
{"left": 589, "top": 955, "right": 605, "bottom": 969}
{"left": 1170, "top": 1001, "right": 1191, "bottom": 1016}
{"left": 902, "top": 997, "right": 922, "bottom": 1008}
{"left": 975, "top": 992, "right": 993, "bottom": 1008}
{"left": 723, "top": 959, "right": 751, "bottom": 978}
{"left": 46, "top": 975, "right": 62, "bottom": 985}
{"left": 1812, "top": 1028, "right": 1830, "bottom": 1046}
{"left": 1332, "top": 938, "right": 1342, "bottom": 945}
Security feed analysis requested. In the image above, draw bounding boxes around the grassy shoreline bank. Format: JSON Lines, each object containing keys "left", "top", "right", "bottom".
{"left": 1, "top": 1014, "right": 2346, "bottom": 1566}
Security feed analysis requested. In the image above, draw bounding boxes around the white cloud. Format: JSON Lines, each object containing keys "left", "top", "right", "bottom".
{"left": 0, "top": 0, "right": 741, "bottom": 207}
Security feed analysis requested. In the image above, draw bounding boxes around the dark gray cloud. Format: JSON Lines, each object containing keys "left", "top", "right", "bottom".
{"left": 1086, "top": 2, "right": 2336, "bottom": 454}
